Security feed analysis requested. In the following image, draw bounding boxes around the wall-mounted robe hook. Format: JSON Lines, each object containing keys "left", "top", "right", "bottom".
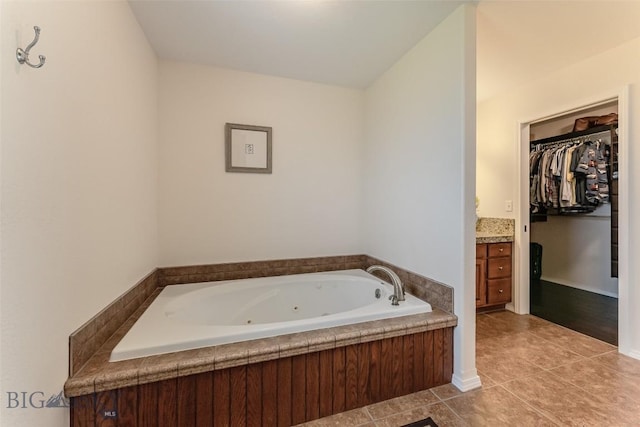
{"left": 16, "top": 26, "right": 46, "bottom": 69}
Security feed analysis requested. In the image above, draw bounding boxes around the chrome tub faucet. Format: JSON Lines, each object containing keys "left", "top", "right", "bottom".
{"left": 366, "top": 265, "right": 405, "bottom": 305}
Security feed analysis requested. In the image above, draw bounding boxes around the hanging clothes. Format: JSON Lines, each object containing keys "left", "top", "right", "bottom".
{"left": 530, "top": 136, "right": 610, "bottom": 215}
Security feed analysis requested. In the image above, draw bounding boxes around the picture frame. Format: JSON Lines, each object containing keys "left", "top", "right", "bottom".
{"left": 225, "top": 123, "right": 272, "bottom": 174}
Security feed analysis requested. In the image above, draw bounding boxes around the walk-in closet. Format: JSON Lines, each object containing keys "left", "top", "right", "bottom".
{"left": 529, "top": 101, "right": 619, "bottom": 345}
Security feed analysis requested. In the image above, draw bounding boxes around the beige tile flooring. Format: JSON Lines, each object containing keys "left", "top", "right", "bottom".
{"left": 300, "top": 311, "right": 640, "bottom": 426}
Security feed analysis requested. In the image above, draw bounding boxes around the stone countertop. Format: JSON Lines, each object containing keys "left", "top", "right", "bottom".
{"left": 475, "top": 217, "right": 515, "bottom": 244}
{"left": 64, "top": 298, "right": 457, "bottom": 398}
{"left": 476, "top": 231, "right": 514, "bottom": 244}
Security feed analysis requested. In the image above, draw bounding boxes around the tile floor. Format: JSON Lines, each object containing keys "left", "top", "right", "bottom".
{"left": 299, "top": 311, "right": 640, "bottom": 426}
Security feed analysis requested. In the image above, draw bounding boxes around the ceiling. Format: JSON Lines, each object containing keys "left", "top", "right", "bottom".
{"left": 128, "top": 0, "right": 468, "bottom": 89}
{"left": 476, "top": 1, "right": 640, "bottom": 101}
{"left": 129, "top": 0, "right": 640, "bottom": 100}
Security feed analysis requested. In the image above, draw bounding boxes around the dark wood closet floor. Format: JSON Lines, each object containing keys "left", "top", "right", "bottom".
{"left": 530, "top": 279, "right": 618, "bottom": 346}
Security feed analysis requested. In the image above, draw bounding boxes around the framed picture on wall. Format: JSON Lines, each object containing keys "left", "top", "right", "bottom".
{"left": 225, "top": 123, "right": 272, "bottom": 174}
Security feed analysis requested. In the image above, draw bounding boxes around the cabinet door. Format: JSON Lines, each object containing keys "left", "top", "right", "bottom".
{"left": 476, "top": 244, "right": 487, "bottom": 259}
{"left": 475, "top": 258, "right": 487, "bottom": 307}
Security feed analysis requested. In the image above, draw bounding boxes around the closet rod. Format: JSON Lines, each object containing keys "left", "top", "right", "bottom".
{"left": 531, "top": 130, "right": 612, "bottom": 150}
{"left": 530, "top": 124, "right": 616, "bottom": 146}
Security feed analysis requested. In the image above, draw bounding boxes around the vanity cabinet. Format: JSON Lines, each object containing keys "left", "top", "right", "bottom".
{"left": 476, "top": 242, "right": 512, "bottom": 309}
{"left": 475, "top": 245, "right": 487, "bottom": 307}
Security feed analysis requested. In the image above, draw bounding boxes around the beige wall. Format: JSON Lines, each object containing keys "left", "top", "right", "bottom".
{"left": 1, "top": 1, "right": 158, "bottom": 425}
{"left": 477, "top": 36, "right": 640, "bottom": 356}
{"left": 158, "top": 61, "right": 364, "bottom": 266}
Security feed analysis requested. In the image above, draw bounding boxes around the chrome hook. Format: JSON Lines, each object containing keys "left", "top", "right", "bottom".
{"left": 16, "top": 26, "right": 46, "bottom": 69}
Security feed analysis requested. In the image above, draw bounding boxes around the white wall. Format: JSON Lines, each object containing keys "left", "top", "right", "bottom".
{"left": 1, "top": 2, "right": 158, "bottom": 425}
{"left": 364, "top": 5, "right": 479, "bottom": 390}
{"left": 531, "top": 215, "right": 618, "bottom": 297}
{"left": 477, "top": 36, "right": 640, "bottom": 356}
{"left": 158, "top": 61, "right": 363, "bottom": 266}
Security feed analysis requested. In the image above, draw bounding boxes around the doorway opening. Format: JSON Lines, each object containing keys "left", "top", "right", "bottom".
{"left": 528, "top": 101, "right": 618, "bottom": 344}
{"left": 514, "top": 88, "right": 629, "bottom": 352}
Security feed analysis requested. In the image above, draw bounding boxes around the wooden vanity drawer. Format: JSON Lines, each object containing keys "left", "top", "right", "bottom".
{"left": 487, "top": 258, "right": 511, "bottom": 279}
{"left": 488, "top": 242, "right": 511, "bottom": 258}
{"left": 476, "top": 241, "right": 513, "bottom": 309}
{"left": 487, "top": 278, "right": 512, "bottom": 304}
{"left": 476, "top": 244, "right": 487, "bottom": 259}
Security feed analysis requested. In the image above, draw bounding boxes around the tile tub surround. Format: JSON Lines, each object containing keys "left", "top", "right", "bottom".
{"left": 365, "top": 256, "right": 454, "bottom": 314}
{"left": 158, "top": 254, "right": 369, "bottom": 287}
{"left": 65, "top": 255, "right": 457, "bottom": 425}
{"left": 476, "top": 217, "right": 515, "bottom": 244}
{"left": 160, "top": 255, "right": 454, "bottom": 312}
{"left": 68, "top": 254, "right": 455, "bottom": 376}
{"left": 64, "top": 306, "right": 457, "bottom": 397}
{"left": 68, "top": 269, "right": 158, "bottom": 376}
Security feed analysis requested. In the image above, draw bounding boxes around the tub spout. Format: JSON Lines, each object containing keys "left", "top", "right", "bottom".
{"left": 366, "top": 265, "right": 405, "bottom": 305}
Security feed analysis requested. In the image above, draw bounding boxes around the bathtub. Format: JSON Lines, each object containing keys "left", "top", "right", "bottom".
{"left": 110, "top": 269, "right": 432, "bottom": 362}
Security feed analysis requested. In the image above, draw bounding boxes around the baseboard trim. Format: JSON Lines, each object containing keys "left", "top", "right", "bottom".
{"left": 539, "top": 276, "right": 618, "bottom": 299}
{"left": 451, "top": 372, "right": 482, "bottom": 392}
{"left": 623, "top": 349, "right": 640, "bottom": 361}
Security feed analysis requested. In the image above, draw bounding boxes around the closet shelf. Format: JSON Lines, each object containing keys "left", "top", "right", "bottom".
{"left": 530, "top": 124, "right": 616, "bottom": 146}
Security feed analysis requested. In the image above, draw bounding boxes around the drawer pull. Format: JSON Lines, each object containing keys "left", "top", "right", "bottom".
{"left": 498, "top": 266, "right": 503, "bottom": 271}
{"left": 499, "top": 248, "right": 504, "bottom": 252}
{"left": 498, "top": 289, "right": 503, "bottom": 293}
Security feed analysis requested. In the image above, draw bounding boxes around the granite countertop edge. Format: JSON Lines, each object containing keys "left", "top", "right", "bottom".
{"left": 475, "top": 233, "right": 514, "bottom": 244}
{"left": 65, "top": 308, "right": 457, "bottom": 398}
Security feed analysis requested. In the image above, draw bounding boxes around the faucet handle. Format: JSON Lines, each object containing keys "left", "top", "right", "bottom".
{"left": 389, "top": 295, "right": 399, "bottom": 306}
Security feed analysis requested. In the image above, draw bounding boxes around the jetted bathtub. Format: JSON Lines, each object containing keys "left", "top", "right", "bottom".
{"left": 110, "top": 269, "right": 432, "bottom": 361}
